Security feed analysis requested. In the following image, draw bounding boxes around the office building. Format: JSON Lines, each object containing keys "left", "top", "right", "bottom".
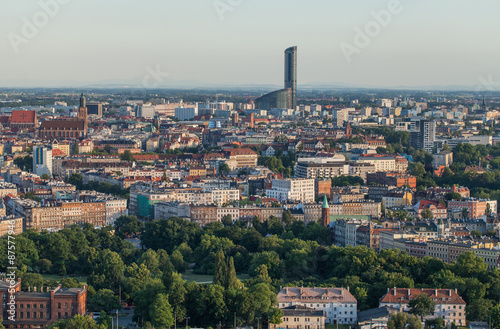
{"left": 33, "top": 146, "right": 53, "bottom": 177}
{"left": 86, "top": 102, "right": 103, "bottom": 117}
{"left": 255, "top": 47, "right": 297, "bottom": 110}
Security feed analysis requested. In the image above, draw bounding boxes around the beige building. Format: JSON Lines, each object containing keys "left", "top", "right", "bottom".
{"left": 380, "top": 288, "right": 466, "bottom": 326}
{"left": 0, "top": 216, "right": 23, "bottom": 237}
{"left": 280, "top": 306, "right": 326, "bottom": 329}
{"left": 226, "top": 148, "right": 258, "bottom": 168}
{"left": 277, "top": 287, "right": 357, "bottom": 325}
{"left": 432, "top": 150, "right": 453, "bottom": 169}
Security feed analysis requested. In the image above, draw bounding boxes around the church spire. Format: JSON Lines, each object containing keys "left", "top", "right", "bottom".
{"left": 80, "top": 93, "right": 86, "bottom": 109}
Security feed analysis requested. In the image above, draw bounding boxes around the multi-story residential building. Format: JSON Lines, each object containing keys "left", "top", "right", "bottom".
{"left": 225, "top": 148, "right": 258, "bottom": 168}
{"left": 380, "top": 288, "right": 466, "bottom": 326}
{"left": 190, "top": 205, "right": 218, "bottom": 226}
{"left": 414, "top": 200, "right": 447, "bottom": 219}
{"left": 154, "top": 202, "right": 190, "bottom": 220}
{"left": 341, "top": 200, "right": 381, "bottom": 218}
{"left": 0, "top": 183, "right": 18, "bottom": 198}
{"left": 382, "top": 191, "right": 413, "bottom": 208}
{"left": 266, "top": 178, "right": 315, "bottom": 203}
{"left": 355, "top": 155, "right": 408, "bottom": 173}
{"left": 0, "top": 278, "right": 88, "bottom": 329}
{"left": 277, "top": 287, "right": 357, "bottom": 325}
{"left": 211, "top": 189, "right": 240, "bottom": 206}
{"left": 432, "top": 150, "right": 453, "bottom": 169}
{"left": 280, "top": 306, "right": 326, "bottom": 329}
{"left": 366, "top": 172, "right": 416, "bottom": 189}
{"left": 448, "top": 199, "right": 497, "bottom": 219}
{"left": 0, "top": 216, "right": 23, "bottom": 237}
{"left": 410, "top": 119, "right": 436, "bottom": 153}
{"left": 217, "top": 207, "right": 240, "bottom": 222}
{"left": 334, "top": 219, "right": 368, "bottom": 247}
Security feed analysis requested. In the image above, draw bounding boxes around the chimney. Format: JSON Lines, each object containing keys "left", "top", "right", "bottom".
{"left": 449, "top": 289, "right": 452, "bottom": 296}
{"left": 387, "top": 288, "right": 390, "bottom": 294}
{"left": 34, "top": 286, "right": 37, "bottom": 292}
{"left": 28, "top": 286, "right": 31, "bottom": 292}
{"left": 435, "top": 289, "right": 437, "bottom": 296}
{"left": 455, "top": 288, "right": 457, "bottom": 293}
{"left": 347, "top": 286, "right": 350, "bottom": 292}
{"left": 408, "top": 288, "right": 410, "bottom": 296}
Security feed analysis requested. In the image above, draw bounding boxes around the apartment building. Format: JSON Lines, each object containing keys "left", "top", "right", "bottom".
{"left": 266, "top": 178, "right": 315, "bottom": 203}
{"left": 277, "top": 287, "right": 357, "bottom": 325}
{"left": 380, "top": 288, "right": 466, "bottom": 326}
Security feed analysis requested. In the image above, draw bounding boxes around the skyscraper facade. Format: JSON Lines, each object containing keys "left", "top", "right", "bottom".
{"left": 33, "top": 146, "right": 53, "bottom": 177}
{"left": 255, "top": 46, "right": 297, "bottom": 111}
{"left": 410, "top": 119, "right": 436, "bottom": 153}
{"left": 284, "top": 46, "right": 297, "bottom": 110}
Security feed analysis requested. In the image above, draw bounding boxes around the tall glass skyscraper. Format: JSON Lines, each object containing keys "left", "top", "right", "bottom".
{"left": 255, "top": 46, "right": 297, "bottom": 111}
{"left": 284, "top": 46, "right": 297, "bottom": 110}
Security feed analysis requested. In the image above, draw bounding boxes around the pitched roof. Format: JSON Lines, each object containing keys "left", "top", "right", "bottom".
{"left": 11, "top": 110, "right": 36, "bottom": 124}
{"left": 40, "top": 120, "right": 85, "bottom": 130}
{"left": 380, "top": 288, "right": 466, "bottom": 305}
{"left": 277, "top": 287, "right": 357, "bottom": 304}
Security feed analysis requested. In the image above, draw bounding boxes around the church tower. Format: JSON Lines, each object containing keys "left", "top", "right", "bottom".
{"left": 321, "top": 195, "right": 330, "bottom": 227}
{"left": 77, "top": 93, "right": 88, "bottom": 137}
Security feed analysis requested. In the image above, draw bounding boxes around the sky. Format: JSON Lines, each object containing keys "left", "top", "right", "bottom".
{"left": 0, "top": 0, "right": 499, "bottom": 89}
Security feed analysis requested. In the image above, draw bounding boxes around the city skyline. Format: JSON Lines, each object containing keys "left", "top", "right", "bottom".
{"left": 1, "top": 0, "right": 500, "bottom": 90}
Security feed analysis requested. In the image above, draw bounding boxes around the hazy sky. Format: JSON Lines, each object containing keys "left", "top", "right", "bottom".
{"left": 1, "top": 0, "right": 499, "bottom": 89}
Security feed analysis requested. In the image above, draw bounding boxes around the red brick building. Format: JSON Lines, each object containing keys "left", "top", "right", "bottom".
{"left": 366, "top": 172, "right": 417, "bottom": 188}
{"left": 1, "top": 278, "right": 87, "bottom": 329}
{"left": 9, "top": 110, "right": 38, "bottom": 129}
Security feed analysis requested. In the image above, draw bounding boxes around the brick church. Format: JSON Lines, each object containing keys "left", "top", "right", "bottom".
{"left": 39, "top": 94, "right": 88, "bottom": 139}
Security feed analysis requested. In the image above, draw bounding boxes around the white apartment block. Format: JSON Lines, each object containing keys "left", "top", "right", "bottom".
{"left": 266, "top": 179, "right": 315, "bottom": 203}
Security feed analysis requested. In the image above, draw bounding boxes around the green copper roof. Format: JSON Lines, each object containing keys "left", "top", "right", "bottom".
{"left": 322, "top": 195, "right": 329, "bottom": 209}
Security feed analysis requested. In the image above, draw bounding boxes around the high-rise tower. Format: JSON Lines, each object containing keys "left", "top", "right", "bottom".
{"left": 321, "top": 195, "right": 330, "bottom": 227}
{"left": 284, "top": 46, "right": 297, "bottom": 110}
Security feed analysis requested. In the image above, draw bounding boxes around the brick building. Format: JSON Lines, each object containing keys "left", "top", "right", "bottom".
{"left": 1, "top": 278, "right": 87, "bottom": 329}
{"left": 366, "top": 172, "right": 417, "bottom": 189}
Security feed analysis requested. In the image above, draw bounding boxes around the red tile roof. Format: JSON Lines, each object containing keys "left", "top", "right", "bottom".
{"left": 380, "top": 288, "right": 466, "bottom": 305}
{"left": 11, "top": 110, "right": 36, "bottom": 124}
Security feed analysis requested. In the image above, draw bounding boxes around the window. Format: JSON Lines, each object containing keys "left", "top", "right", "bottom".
{"left": 58, "top": 303, "right": 61, "bottom": 309}
{"left": 27, "top": 312, "right": 30, "bottom": 319}
{"left": 33, "top": 304, "right": 37, "bottom": 309}
{"left": 40, "top": 304, "right": 44, "bottom": 309}
{"left": 27, "top": 304, "right": 30, "bottom": 309}
{"left": 20, "top": 312, "right": 23, "bottom": 318}
{"left": 20, "top": 304, "right": 24, "bottom": 309}
{"left": 33, "top": 312, "right": 37, "bottom": 318}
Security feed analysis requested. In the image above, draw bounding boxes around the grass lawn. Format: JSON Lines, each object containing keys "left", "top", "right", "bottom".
{"left": 41, "top": 274, "right": 89, "bottom": 284}
{"left": 326, "top": 324, "right": 350, "bottom": 329}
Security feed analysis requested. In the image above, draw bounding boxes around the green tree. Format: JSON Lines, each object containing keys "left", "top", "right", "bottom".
{"left": 88, "top": 289, "right": 121, "bottom": 313}
{"left": 409, "top": 162, "right": 426, "bottom": 178}
{"left": 444, "top": 192, "right": 462, "bottom": 201}
{"left": 268, "top": 307, "right": 283, "bottom": 329}
{"left": 120, "top": 150, "right": 135, "bottom": 162}
{"left": 214, "top": 249, "right": 227, "bottom": 286}
{"left": 421, "top": 209, "right": 434, "bottom": 220}
{"left": 462, "top": 208, "right": 470, "bottom": 219}
{"left": 41, "top": 173, "right": 50, "bottom": 179}
{"left": 47, "top": 315, "right": 107, "bottom": 329}
{"left": 226, "top": 256, "right": 240, "bottom": 289}
{"left": 150, "top": 293, "right": 174, "bottom": 329}
{"left": 114, "top": 215, "right": 143, "bottom": 238}
{"left": 219, "top": 163, "right": 230, "bottom": 175}
{"left": 467, "top": 298, "right": 493, "bottom": 322}
{"left": 409, "top": 293, "right": 436, "bottom": 320}
{"left": 388, "top": 312, "right": 423, "bottom": 329}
